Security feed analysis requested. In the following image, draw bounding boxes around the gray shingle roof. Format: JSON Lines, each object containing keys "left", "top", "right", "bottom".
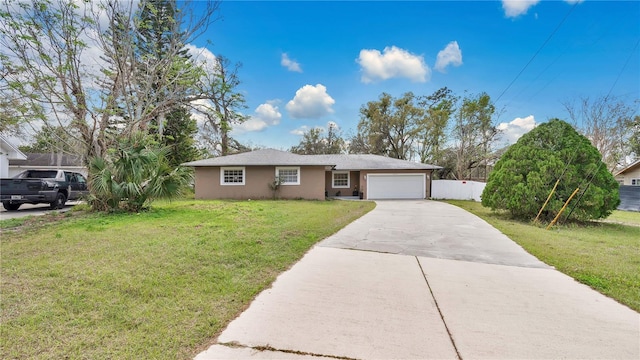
{"left": 182, "top": 149, "right": 442, "bottom": 170}
{"left": 312, "top": 154, "right": 441, "bottom": 170}
{"left": 181, "top": 149, "right": 332, "bottom": 167}
{"left": 9, "top": 152, "right": 85, "bottom": 167}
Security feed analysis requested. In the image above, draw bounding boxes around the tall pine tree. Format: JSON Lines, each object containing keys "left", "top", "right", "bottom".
{"left": 136, "top": 0, "right": 200, "bottom": 166}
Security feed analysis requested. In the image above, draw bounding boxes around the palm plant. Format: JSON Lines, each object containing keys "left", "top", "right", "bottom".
{"left": 88, "top": 132, "right": 193, "bottom": 212}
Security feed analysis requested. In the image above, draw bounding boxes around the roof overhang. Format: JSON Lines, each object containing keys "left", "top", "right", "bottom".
{"left": 614, "top": 159, "right": 640, "bottom": 176}
{"left": 0, "top": 135, "right": 27, "bottom": 160}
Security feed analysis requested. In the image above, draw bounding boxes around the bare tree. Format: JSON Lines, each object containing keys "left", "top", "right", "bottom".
{"left": 192, "top": 55, "right": 248, "bottom": 156}
{"left": 628, "top": 114, "right": 640, "bottom": 159}
{"left": 1, "top": 0, "right": 99, "bottom": 157}
{"left": 564, "top": 95, "right": 637, "bottom": 171}
{"left": 0, "top": 0, "right": 220, "bottom": 161}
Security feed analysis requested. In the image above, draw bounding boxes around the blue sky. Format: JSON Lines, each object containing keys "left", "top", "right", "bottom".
{"left": 189, "top": 0, "right": 640, "bottom": 150}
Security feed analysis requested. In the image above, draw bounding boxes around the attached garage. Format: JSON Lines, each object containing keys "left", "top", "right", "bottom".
{"left": 184, "top": 150, "right": 441, "bottom": 201}
{"left": 367, "top": 173, "right": 425, "bottom": 200}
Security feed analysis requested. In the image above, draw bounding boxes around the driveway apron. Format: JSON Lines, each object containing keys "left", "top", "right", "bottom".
{"left": 195, "top": 201, "right": 640, "bottom": 360}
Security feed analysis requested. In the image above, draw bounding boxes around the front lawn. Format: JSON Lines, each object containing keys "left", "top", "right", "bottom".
{"left": 446, "top": 200, "right": 640, "bottom": 313}
{"left": 602, "top": 209, "right": 640, "bottom": 226}
{"left": 0, "top": 199, "right": 375, "bottom": 359}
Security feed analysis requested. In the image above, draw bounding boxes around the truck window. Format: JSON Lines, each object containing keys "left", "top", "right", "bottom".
{"left": 19, "top": 170, "right": 58, "bottom": 179}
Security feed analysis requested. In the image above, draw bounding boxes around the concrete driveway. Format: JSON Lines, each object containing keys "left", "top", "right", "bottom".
{"left": 0, "top": 202, "right": 78, "bottom": 220}
{"left": 196, "top": 201, "right": 640, "bottom": 359}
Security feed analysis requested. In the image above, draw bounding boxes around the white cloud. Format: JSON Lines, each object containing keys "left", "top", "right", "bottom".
{"left": 254, "top": 102, "right": 282, "bottom": 126}
{"left": 502, "top": 0, "right": 540, "bottom": 18}
{"left": 185, "top": 44, "right": 217, "bottom": 71}
{"left": 286, "top": 84, "right": 335, "bottom": 119}
{"left": 497, "top": 115, "right": 537, "bottom": 144}
{"left": 233, "top": 118, "right": 269, "bottom": 133}
{"left": 434, "top": 41, "right": 463, "bottom": 73}
{"left": 356, "top": 46, "right": 430, "bottom": 83}
{"left": 234, "top": 102, "right": 282, "bottom": 134}
{"left": 290, "top": 126, "right": 310, "bottom": 136}
{"left": 281, "top": 53, "right": 302, "bottom": 73}
{"left": 564, "top": 0, "right": 584, "bottom": 4}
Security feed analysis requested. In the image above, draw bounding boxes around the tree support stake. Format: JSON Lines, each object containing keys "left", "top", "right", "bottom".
{"left": 546, "top": 187, "right": 580, "bottom": 230}
{"left": 535, "top": 177, "right": 562, "bottom": 223}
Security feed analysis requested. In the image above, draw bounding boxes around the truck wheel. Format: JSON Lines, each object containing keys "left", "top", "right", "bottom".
{"left": 49, "top": 193, "right": 67, "bottom": 210}
{"left": 2, "top": 202, "right": 21, "bottom": 211}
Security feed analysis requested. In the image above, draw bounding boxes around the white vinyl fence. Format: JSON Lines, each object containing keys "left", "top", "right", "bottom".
{"left": 431, "top": 180, "right": 486, "bottom": 202}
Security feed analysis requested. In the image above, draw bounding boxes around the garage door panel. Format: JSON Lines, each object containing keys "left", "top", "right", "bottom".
{"left": 368, "top": 174, "right": 425, "bottom": 199}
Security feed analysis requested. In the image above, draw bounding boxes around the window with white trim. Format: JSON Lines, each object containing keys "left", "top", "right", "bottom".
{"left": 275, "top": 167, "right": 300, "bottom": 185}
{"left": 332, "top": 171, "right": 350, "bottom": 188}
{"left": 632, "top": 178, "right": 640, "bottom": 186}
{"left": 220, "top": 167, "right": 245, "bottom": 185}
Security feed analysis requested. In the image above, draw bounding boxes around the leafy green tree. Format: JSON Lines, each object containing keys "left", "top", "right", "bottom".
{"left": 87, "top": 132, "right": 193, "bottom": 212}
{"left": 353, "top": 92, "right": 423, "bottom": 159}
{"left": 131, "top": 1, "right": 202, "bottom": 167}
{"left": 481, "top": 119, "right": 619, "bottom": 221}
{"left": 162, "top": 107, "right": 201, "bottom": 167}
{"left": 452, "top": 92, "right": 498, "bottom": 180}
{"left": 416, "top": 87, "right": 456, "bottom": 165}
{"left": 291, "top": 123, "right": 345, "bottom": 155}
{"left": 291, "top": 128, "right": 324, "bottom": 155}
{"left": 0, "top": 66, "right": 26, "bottom": 137}
{"left": 349, "top": 88, "right": 455, "bottom": 164}
{"left": 18, "top": 126, "right": 79, "bottom": 154}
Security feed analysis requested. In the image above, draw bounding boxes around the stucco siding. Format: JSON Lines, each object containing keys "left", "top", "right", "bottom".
{"left": 325, "top": 170, "right": 361, "bottom": 196}
{"left": 194, "top": 165, "right": 326, "bottom": 200}
{"left": 620, "top": 167, "right": 640, "bottom": 185}
{"left": 0, "top": 152, "right": 8, "bottom": 178}
{"left": 360, "top": 169, "right": 433, "bottom": 199}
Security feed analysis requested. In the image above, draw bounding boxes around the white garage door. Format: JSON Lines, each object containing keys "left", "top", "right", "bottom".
{"left": 367, "top": 174, "right": 425, "bottom": 199}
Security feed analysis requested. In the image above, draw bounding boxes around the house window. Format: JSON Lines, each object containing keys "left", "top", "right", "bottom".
{"left": 220, "top": 167, "right": 245, "bottom": 185}
{"left": 276, "top": 167, "right": 300, "bottom": 185}
{"left": 332, "top": 171, "right": 350, "bottom": 188}
{"left": 632, "top": 178, "right": 640, "bottom": 186}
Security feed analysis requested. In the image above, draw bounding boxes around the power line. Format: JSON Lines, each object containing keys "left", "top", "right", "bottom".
{"left": 606, "top": 38, "right": 640, "bottom": 100}
{"left": 495, "top": 2, "right": 579, "bottom": 103}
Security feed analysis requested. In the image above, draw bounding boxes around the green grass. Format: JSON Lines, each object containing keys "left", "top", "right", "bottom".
{"left": 446, "top": 200, "right": 640, "bottom": 312}
{"left": 602, "top": 210, "right": 640, "bottom": 226}
{"left": 0, "top": 199, "right": 375, "bottom": 359}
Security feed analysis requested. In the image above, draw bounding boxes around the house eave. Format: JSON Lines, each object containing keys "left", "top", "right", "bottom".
{"left": 614, "top": 159, "right": 640, "bottom": 176}
{"left": 0, "top": 135, "right": 27, "bottom": 160}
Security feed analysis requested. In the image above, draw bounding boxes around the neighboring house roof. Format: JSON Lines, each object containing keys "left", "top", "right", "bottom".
{"left": 614, "top": 159, "right": 640, "bottom": 176}
{"left": 9, "top": 152, "right": 85, "bottom": 167}
{"left": 182, "top": 149, "right": 442, "bottom": 170}
{"left": 0, "top": 135, "right": 27, "bottom": 160}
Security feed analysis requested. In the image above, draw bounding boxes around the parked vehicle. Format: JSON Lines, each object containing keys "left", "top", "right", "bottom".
{"left": 0, "top": 170, "right": 89, "bottom": 211}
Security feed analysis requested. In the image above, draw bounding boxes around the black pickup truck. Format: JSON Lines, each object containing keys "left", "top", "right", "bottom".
{"left": 0, "top": 170, "right": 89, "bottom": 211}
